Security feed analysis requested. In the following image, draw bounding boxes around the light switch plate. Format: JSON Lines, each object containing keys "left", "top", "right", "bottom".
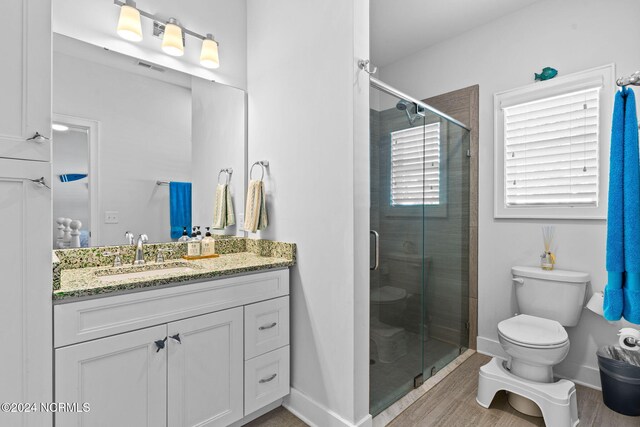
{"left": 105, "top": 211, "right": 119, "bottom": 224}
{"left": 237, "top": 213, "right": 244, "bottom": 229}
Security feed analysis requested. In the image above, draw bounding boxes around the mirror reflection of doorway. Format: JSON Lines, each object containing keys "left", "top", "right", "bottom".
{"left": 52, "top": 115, "right": 99, "bottom": 248}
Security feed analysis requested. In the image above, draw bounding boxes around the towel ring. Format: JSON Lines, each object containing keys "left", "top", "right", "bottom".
{"left": 217, "top": 168, "right": 233, "bottom": 185}
{"left": 250, "top": 163, "right": 265, "bottom": 181}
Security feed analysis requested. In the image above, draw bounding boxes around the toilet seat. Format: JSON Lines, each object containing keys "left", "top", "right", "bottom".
{"left": 498, "top": 315, "right": 568, "bottom": 348}
{"left": 370, "top": 286, "right": 407, "bottom": 305}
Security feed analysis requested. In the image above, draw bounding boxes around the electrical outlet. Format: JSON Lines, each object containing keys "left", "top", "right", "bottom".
{"left": 104, "top": 211, "right": 119, "bottom": 224}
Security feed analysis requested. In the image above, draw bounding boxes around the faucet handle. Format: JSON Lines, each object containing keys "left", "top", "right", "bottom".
{"left": 139, "top": 234, "right": 149, "bottom": 243}
{"left": 103, "top": 251, "right": 122, "bottom": 267}
{"left": 125, "top": 231, "right": 135, "bottom": 245}
{"left": 156, "top": 248, "right": 172, "bottom": 263}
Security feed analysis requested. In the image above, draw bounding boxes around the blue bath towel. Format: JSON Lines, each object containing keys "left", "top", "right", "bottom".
{"left": 604, "top": 87, "right": 640, "bottom": 324}
{"left": 604, "top": 89, "right": 626, "bottom": 320}
{"left": 623, "top": 89, "right": 640, "bottom": 324}
{"left": 169, "top": 182, "right": 192, "bottom": 240}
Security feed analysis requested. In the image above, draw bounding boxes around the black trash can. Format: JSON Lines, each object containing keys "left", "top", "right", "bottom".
{"left": 597, "top": 346, "right": 640, "bottom": 416}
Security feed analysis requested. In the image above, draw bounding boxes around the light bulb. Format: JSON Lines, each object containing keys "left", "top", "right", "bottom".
{"left": 162, "top": 19, "right": 184, "bottom": 57}
{"left": 200, "top": 34, "right": 220, "bottom": 69}
{"left": 116, "top": 3, "right": 142, "bottom": 42}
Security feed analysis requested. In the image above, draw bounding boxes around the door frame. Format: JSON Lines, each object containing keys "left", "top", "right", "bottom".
{"left": 52, "top": 113, "right": 100, "bottom": 246}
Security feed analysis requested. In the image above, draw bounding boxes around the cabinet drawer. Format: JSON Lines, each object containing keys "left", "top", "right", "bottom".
{"left": 244, "top": 296, "right": 289, "bottom": 359}
{"left": 244, "top": 346, "right": 290, "bottom": 416}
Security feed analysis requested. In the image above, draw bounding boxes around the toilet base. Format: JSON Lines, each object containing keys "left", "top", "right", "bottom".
{"left": 508, "top": 392, "right": 543, "bottom": 417}
{"left": 477, "top": 357, "right": 578, "bottom": 427}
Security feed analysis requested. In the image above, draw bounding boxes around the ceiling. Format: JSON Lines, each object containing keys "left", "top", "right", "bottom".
{"left": 370, "top": 0, "right": 541, "bottom": 67}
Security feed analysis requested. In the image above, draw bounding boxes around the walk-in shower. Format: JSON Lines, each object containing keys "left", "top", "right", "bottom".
{"left": 369, "top": 78, "right": 471, "bottom": 416}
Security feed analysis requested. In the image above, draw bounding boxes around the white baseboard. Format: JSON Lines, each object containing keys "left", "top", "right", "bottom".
{"left": 476, "top": 336, "right": 602, "bottom": 390}
{"left": 284, "top": 388, "right": 372, "bottom": 427}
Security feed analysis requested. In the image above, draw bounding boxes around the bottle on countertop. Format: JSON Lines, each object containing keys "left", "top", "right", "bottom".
{"left": 196, "top": 226, "right": 203, "bottom": 241}
{"left": 187, "top": 227, "right": 201, "bottom": 256}
{"left": 178, "top": 226, "right": 190, "bottom": 242}
{"left": 201, "top": 227, "right": 216, "bottom": 256}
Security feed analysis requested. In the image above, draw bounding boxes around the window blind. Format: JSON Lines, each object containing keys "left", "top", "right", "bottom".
{"left": 391, "top": 123, "right": 440, "bottom": 206}
{"left": 503, "top": 87, "right": 600, "bottom": 207}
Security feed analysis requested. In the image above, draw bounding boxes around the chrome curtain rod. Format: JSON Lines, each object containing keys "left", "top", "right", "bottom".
{"left": 617, "top": 71, "right": 640, "bottom": 87}
{"left": 369, "top": 77, "right": 471, "bottom": 131}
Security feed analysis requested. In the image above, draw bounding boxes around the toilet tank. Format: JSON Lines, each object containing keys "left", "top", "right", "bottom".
{"left": 512, "top": 266, "right": 590, "bottom": 327}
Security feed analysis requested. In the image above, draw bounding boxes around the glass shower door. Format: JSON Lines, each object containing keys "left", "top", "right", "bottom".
{"left": 369, "top": 86, "right": 470, "bottom": 417}
{"left": 370, "top": 90, "right": 426, "bottom": 416}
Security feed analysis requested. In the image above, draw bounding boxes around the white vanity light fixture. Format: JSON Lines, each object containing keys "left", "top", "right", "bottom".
{"left": 200, "top": 34, "right": 220, "bottom": 69}
{"left": 52, "top": 123, "right": 69, "bottom": 132}
{"left": 116, "top": 0, "right": 143, "bottom": 42}
{"left": 161, "top": 18, "right": 184, "bottom": 57}
{"left": 113, "top": 1, "right": 220, "bottom": 68}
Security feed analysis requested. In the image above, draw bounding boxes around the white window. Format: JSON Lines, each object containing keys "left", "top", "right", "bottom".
{"left": 494, "top": 64, "right": 615, "bottom": 219}
{"left": 391, "top": 123, "right": 440, "bottom": 206}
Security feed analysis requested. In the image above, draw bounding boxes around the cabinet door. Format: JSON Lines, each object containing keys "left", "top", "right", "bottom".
{"left": 55, "top": 325, "right": 168, "bottom": 427}
{"left": 0, "top": 159, "right": 52, "bottom": 427}
{"left": 168, "top": 308, "right": 244, "bottom": 427}
{"left": 0, "top": 0, "right": 51, "bottom": 161}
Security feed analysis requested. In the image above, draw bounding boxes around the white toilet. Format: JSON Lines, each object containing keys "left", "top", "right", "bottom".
{"left": 370, "top": 286, "right": 408, "bottom": 363}
{"left": 477, "top": 266, "right": 589, "bottom": 426}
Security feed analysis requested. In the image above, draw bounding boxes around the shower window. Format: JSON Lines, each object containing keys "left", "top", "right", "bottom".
{"left": 391, "top": 123, "right": 441, "bottom": 206}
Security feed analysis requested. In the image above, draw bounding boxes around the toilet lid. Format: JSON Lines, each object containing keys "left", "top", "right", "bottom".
{"left": 498, "top": 315, "right": 568, "bottom": 346}
{"left": 370, "top": 286, "right": 407, "bottom": 303}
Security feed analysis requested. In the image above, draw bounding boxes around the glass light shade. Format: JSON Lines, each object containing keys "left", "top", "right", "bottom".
{"left": 116, "top": 5, "right": 143, "bottom": 42}
{"left": 200, "top": 37, "right": 220, "bottom": 69}
{"left": 162, "top": 22, "right": 184, "bottom": 57}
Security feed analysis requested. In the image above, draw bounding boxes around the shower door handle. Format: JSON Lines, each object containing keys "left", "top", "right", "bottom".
{"left": 370, "top": 230, "right": 379, "bottom": 271}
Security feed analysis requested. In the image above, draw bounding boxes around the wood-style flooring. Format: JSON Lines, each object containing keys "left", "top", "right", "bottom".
{"left": 388, "top": 353, "right": 639, "bottom": 427}
{"left": 249, "top": 353, "right": 638, "bottom": 426}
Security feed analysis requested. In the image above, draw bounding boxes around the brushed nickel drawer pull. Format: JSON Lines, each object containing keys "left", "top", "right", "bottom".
{"left": 259, "top": 373, "right": 277, "bottom": 384}
{"left": 258, "top": 322, "right": 277, "bottom": 331}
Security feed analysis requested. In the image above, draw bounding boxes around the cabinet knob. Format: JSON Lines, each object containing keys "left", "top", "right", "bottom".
{"left": 258, "top": 322, "right": 277, "bottom": 331}
{"left": 154, "top": 337, "right": 167, "bottom": 352}
{"left": 170, "top": 333, "right": 181, "bottom": 344}
{"left": 26, "top": 132, "right": 50, "bottom": 143}
{"left": 259, "top": 373, "right": 277, "bottom": 384}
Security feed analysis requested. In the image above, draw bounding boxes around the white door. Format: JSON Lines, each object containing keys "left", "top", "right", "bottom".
{"left": 168, "top": 308, "right": 244, "bottom": 427}
{"left": 0, "top": 0, "right": 51, "bottom": 161}
{"left": 55, "top": 325, "right": 168, "bottom": 427}
{"left": 0, "top": 159, "right": 52, "bottom": 427}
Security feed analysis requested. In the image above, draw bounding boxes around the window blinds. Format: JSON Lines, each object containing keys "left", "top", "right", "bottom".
{"left": 503, "top": 87, "right": 600, "bottom": 207}
{"left": 391, "top": 123, "right": 441, "bottom": 206}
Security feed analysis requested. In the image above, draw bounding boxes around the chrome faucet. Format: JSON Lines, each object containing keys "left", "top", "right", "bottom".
{"left": 125, "top": 231, "right": 148, "bottom": 265}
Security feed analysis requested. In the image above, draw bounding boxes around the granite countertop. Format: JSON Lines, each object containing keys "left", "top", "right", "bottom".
{"left": 53, "top": 238, "right": 296, "bottom": 302}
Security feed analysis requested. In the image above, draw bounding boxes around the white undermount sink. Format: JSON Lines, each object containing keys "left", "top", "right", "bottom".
{"left": 96, "top": 265, "right": 197, "bottom": 283}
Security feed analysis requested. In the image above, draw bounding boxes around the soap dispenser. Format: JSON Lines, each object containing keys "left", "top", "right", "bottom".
{"left": 187, "top": 227, "right": 201, "bottom": 257}
{"left": 178, "top": 226, "right": 189, "bottom": 242}
{"left": 202, "top": 227, "right": 216, "bottom": 256}
{"left": 196, "top": 226, "right": 203, "bottom": 241}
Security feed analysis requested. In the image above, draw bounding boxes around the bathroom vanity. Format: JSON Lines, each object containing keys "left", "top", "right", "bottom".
{"left": 52, "top": 239, "right": 294, "bottom": 426}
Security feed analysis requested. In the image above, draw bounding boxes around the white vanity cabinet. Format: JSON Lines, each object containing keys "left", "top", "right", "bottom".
{"left": 54, "top": 269, "right": 290, "bottom": 427}
{"left": 0, "top": 1, "right": 52, "bottom": 426}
